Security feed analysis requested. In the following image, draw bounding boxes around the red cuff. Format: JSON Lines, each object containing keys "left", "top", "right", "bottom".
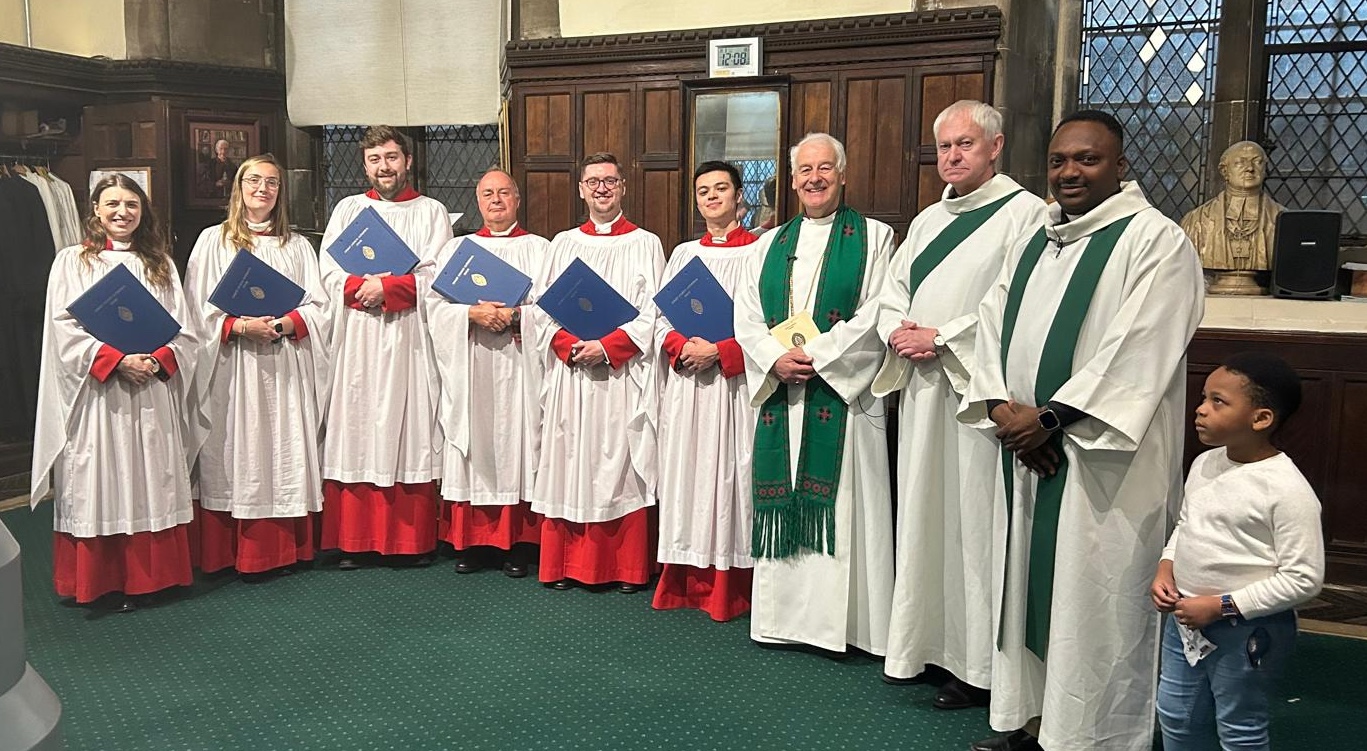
{"left": 343, "top": 275, "right": 366, "bottom": 311}
{"left": 662, "top": 330, "right": 687, "bottom": 369}
{"left": 286, "top": 310, "right": 309, "bottom": 340}
{"left": 90, "top": 343, "right": 123, "bottom": 383}
{"left": 151, "top": 346, "right": 178, "bottom": 380}
{"left": 717, "top": 338, "right": 745, "bottom": 379}
{"left": 600, "top": 329, "right": 640, "bottom": 369}
{"left": 220, "top": 316, "right": 239, "bottom": 344}
{"left": 551, "top": 329, "right": 580, "bottom": 365}
{"left": 380, "top": 274, "right": 417, "bottom": 312}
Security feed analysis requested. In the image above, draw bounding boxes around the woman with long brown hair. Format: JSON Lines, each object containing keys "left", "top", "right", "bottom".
{"left": 184, "top": 154, "right": 329, "bottom": 580}
{"left": 31, "top": 173, "right": 200, "bottom": 611}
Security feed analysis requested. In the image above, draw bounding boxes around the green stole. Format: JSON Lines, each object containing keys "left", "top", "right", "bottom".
{"left": 751, "top": 206, "right": 868, "bottom": 559}
{"left": 906, "top": 190, "right": 1022, "bottom": 300}
{"left": 997, "top": 214, "right": 1135, "bottom": 659}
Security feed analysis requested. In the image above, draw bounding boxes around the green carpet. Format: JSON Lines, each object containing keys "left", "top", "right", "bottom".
{"left": 6, "top": 503, "right": 1366, "bottom": 751}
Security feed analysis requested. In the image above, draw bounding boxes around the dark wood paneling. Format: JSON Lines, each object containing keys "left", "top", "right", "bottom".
{"left": 640, "top": 85, "right": 679, "bottom": 157}
{"left": 525, "top": 92, "right": 572, "bottom": 158}
{"left": 523, "top": 168, "right": 575, "bottom": 240}
{"left": 843, "top": 73, "right": 908, "bottom": 219}
{"left": 642, "top": 167, "right": 682, "bottom": 254}
{"left": 789, "top": 80, "right": 833, "bottom": 147}
{"left": 1188, "top": 329, "right": 1367, "bottom": 586}
{"left": 581, "top": 89, "right": 633, "bottom": 163}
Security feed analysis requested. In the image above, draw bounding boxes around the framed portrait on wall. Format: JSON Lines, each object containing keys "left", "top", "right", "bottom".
{"left": 186, "top": 119, "right": 259, "bottom": 209}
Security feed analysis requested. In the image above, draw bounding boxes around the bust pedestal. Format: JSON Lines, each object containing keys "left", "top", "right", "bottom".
{"left": 1208, "top": 269, "right": 1266, "bottom": 296}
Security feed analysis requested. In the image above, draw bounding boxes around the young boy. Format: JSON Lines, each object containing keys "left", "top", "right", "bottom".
{"left": 1151, "top": 351, "right": 1325, "bottom": 750}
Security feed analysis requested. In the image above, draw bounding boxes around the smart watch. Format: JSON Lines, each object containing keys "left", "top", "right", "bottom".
{"left": 1220, "top": 594, "right": 1241, "bottom": 623}
{"left": 1037, "top": 406, "right": 1061, "bottom": 432}
{"left": 273, "top": 320, "right": 286, "bottom": 334}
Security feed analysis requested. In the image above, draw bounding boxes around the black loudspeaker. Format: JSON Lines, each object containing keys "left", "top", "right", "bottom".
{"left": 1271, "top": 210, "right": 1341, "bottom": 300}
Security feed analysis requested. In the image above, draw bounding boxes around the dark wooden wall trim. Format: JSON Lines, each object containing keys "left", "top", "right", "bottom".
{"left": 0, "top": 42, "right": 284, "bottom": 105}
{"left": 1187, "top": 329, "right": 1367, "bottom": 587}
{"left": 505, "top": 8, "right": 1001, "bottom": 76}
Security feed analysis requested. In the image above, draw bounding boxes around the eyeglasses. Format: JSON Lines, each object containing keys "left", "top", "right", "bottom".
{"left": 242, "top": 176, "right": 281, "bottom": 191}
{"left": 580, "top": 177, "right": 623, "bottom": 189}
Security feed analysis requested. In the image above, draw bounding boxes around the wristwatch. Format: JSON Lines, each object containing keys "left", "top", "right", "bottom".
{"left": 932, "top": 334, "right": 946, "bottom": 351}
{"left": 272, "top": 319, "right": 286, "bottom": 334}
{"left": 1037, "top": 406, "right": 1061, "bottom": 432}
{"left": 147, "top": 356, "right": 162, "bottom": 375}
{"left": 1220, "top": 594, "right": 1241, "bottom": 623}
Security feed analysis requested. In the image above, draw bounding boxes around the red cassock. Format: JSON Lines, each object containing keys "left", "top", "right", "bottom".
{"left": 190, "top": 504, "right": 317, "bottom": 574}
{"left": 53, "top": 528, "right": 193, "bottom": 603}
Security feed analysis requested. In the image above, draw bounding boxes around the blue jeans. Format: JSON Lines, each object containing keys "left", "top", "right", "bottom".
{"left": 1156, "top": 609, "right": 1297, "bottom": 751}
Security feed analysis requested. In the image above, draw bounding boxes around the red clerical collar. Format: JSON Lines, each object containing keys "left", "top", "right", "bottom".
{"left": 365, "top": 186, "right": 422, "bottom": 203}
{"left": 578, "top": 215, "right": 638, "bottom": 236}
{"left": 476, "top": 224, "right": 530, "bottom": 238}
{"left": 700, "top": 226, "right": 758, "bottom": 247}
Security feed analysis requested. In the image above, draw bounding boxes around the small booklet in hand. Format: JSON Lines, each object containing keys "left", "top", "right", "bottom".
{"left": 653, "top": 256, "right": 734, "bottom": 342}
{"left": 432, "top": 237, "right": 533, "bottom": 306}
{"left": 537, "top": 258, "right": 638, "bottom": 341}
{"left": 324, "top": 206, "right": 421, "bottom": 277}
{"left": 769, "top": 310, "right": 820, "bottom": 349}
{"left": 208, "top": 249, "right": 306, "bottom": 318}
{"left": 67, "top": 263, "right": 181, "bottom": 354}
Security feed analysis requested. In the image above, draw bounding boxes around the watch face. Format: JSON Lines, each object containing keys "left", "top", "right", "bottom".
{"left": 1039, "top": 410, "right": 1061, "bottom": 431}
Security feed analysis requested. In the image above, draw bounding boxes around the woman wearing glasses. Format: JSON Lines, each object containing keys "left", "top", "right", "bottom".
{"left": 184, "top": 155, "right": 330, "bottom": 580}
{"left": 32, "top": 173, "right": 199, "bottom": 611}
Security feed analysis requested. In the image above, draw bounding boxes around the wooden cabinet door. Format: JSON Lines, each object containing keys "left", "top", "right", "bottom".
{"left": 514, "top": 87, "right": 575, "bottom": 237}
{"left": 841, "top": 70, "right": 912, "bottom": 230}
{"left": 637, "top": 82, "right": 682, "bottom": 253}
{"left": 911, "top": 67, "right": 990, "bottom": 214}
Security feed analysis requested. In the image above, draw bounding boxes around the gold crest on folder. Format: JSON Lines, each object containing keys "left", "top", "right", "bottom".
{"left": 472, "top": 273, "right": 488, "bottom": 287}
{"left": 690, "top": 298, "right": 704, "bottom": 314}
{"left": 250, "top": 286, "right": 266, "bottom": 299}
{"left": 117, "top": 306, "right": 134, "bottom": 322}
{"left": 362, "top": 246, "right": 376, "bottom": 260}
{"left": 578, "top": 297, "right": 594, "bottom": 312}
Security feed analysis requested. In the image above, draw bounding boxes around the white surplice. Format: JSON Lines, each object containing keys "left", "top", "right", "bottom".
{"left": 32, "top": 245, "right": 200, "bottom": 537}
{"left": 655, "top": 237, "right": 758, "bottom": 570}
{"left": 872, "top": 175, "right": 1048, "bottom": 685}
{"left": 529, "top": 225, "right": 664, "bottom": 523}
{"left": 733, "top": 212, "right": 897, "bottom": 655}
{"left": 319, "top": 193, "right": 453, "bottom": 485}
{"left": 184, "top": 227, "right": 330, "bottom": 518}
{"left": 424, "top": 227, "right": 550, "bottom": 505}
{"left": 961, "top": 182, "right": 1205, "bottom": 751}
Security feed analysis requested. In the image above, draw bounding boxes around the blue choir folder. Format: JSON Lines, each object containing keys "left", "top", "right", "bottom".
{"left": 653, "top": 256, "right": 734, "bottom": 342}
{"left": 208, "top": 249, "right": 307, "bottom": 317}
{"left": 324, "top": 206, "right": 421, "bottom": 277}
{"left": 66, "top": 263, "right": 181, "bottom": 354}
{"left": 537, "top": 258, "right": 638, "bottom": 341}
{"left": 432, "top": 238, "right": 533, "bottom": 306}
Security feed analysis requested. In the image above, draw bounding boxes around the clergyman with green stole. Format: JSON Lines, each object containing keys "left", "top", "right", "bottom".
{"left": 959, "top": 110, "right": 1204, "bottom": 751}
{"left": 733, "top": 132, "right": 897, "bottom": 656}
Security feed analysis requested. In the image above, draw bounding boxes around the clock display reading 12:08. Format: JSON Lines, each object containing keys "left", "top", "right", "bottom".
{"left": 718, "top": 45, "right": 750, "bottom": 68}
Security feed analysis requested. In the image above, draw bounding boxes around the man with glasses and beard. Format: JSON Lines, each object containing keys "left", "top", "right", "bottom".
{"left": 318, "top": 125, "right": 454, "bottom": 570}
{"left": 530, "top": 152, "right": 664, "bottom": 594}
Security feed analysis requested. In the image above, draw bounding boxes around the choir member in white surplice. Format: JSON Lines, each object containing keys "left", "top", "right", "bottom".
{"left": 425, "top": 169, "right": 549, "bottom": 578}
{"left": 651, "top": 161, "right": 760, "bottom": 621}
{"left": 184, "top": 155, "right": 330, "bottom": 579}
{"left": 319, "top": 126, "right": 453, "bottom": 568}
{"left": 871, "top": 101, "right": 1047, "bottom": 709}
{"left": 733, "top": 133, "right": 896, "bottom": 655}
{"left": 961, "top": 111, "right": 1204, "bottom": 751}
{"left": 530, "top": 152, "right": 664, "bottom": 592}
{"left": 32, "top": 174, "right": 198, "bottom": 610}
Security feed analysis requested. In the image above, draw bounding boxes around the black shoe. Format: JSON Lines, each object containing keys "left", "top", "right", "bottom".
{"left": 550, "top": 579, "right": 574, "bottom": 590}
{"left": 337, "top": 557, "right": 361, "bottom": 571}
{"left": 114, "top": 598, "right": 137, "bottom": 613}
{"left": 617, "top": 582, "right": 643, "bottom": 594}
{"left": 502, "top": 561, "right": 528, "bottom": 578}
{"left": 934, "top": 677, "right": 991, "bottom": 710}
{"left": 969, "top": 729, "right": 1039, "bottom": 751}
{"left": 455, "top": 558, "right": 483, "bottom": 575}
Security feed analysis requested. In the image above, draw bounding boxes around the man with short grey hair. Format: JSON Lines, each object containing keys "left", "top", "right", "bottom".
{"left": 873, "top": 100, "right": 1047, "bottom": 711}
{"left": 734, "top": 132, "right": 897, "bottom": 656}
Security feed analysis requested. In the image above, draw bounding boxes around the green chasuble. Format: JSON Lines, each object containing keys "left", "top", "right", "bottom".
{"left": 998, "top": 215, "right": 1135, "bottom": 659}
{"left": 751, "top": 206, "right": 868, "bottom": 559}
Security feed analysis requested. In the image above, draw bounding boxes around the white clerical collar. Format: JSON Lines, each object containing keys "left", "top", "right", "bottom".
{"left": 110, "top": 239, "right": 132, "bottom": 251}
{"left": 246, "top": 219, "right": 272, "bottom": 233}
{"left": 1046, "top": 181, "right": 1151, "bottom": 246}
{"left": 488, "top": 222, "right": 518, "bottom": 237}
{"left": 941, "top": 173, "right": 1023, "bottom": 215}
{"left": 593, "top": 214, "right": 623, "bottom": 234}
{"left": 802, "top": 211, "right": 837, "bottom": 226}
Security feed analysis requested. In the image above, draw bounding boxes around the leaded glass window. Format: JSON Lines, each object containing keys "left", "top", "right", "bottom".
{"left": 320, "top": 125, "right": 370, "bottom": 216}
{"left": 1262, "top": 0, "right": 1367, "bottom": 240}
{"left": 422, "top": 124, "right": 500, "bottom": 233}
{"left": 1079, "top": 0, "right": 1222, "bottom": 221}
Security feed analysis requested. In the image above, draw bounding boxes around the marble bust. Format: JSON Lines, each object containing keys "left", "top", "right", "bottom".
{"left": 1180, "top": 141, "right": 1285, "bottom": 295}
